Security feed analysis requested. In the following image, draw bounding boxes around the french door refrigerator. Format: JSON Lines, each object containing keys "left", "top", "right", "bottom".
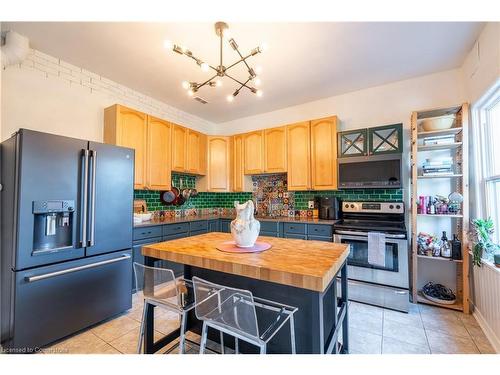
{"left": 1, "top": 129, "right": 134, "bottom": 351}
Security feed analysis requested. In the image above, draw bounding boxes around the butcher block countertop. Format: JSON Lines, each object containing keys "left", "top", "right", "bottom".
{"left": 142, "top": 232, "right": 350, "bottom": 292}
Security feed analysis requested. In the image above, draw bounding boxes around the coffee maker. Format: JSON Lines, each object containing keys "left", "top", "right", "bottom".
{"left": 317, "top": 197, "right": 340, "bottom": 220}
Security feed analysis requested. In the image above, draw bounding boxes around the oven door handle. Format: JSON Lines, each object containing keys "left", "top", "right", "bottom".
{"left": 334, "top": 230, "right": 406, "bottom": 239}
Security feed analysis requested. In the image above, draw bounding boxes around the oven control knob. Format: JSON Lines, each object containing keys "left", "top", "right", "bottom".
{"left": 345, "top": 204, "right": 349, "bottom": 209}
{"left": 396, "top": 204, "right": 401, "bottom": 210}
{"left": 350, "top": 204, "right": 355, "bottom": 209}
{"left": 389, "top": 204, "right": 394, "bottom": 209}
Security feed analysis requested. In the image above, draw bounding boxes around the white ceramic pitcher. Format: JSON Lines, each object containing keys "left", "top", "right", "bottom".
{"left": 230, "top": 200, "right": 260, "bottom": 247}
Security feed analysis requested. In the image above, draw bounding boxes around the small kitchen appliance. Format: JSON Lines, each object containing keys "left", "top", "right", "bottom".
{"left": 317, "top": 196, "right": 340, "bottom": 220}
{"left": 333, "top": 201, "right": 409, "bottom": 312}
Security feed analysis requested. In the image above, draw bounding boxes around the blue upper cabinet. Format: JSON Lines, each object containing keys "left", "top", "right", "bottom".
{"left": 368, "top": 123, "right": 403, "bottom": 155}
{"left": 338, "top": 123, "right": 403, "bottom": 157}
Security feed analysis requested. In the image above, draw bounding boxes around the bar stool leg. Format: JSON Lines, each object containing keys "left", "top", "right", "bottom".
{"left": 200, "top": 322, "right": 208, "bottom": 354}
{"left": 219, "top": 332, "right": 226, "bottom": 354}
{"left": 137, "top": 300, "right": 148, "bottom": 354}
{"left": 235, "top": 338, "right": 239, "bottom": 354}
{"left": 179, "top": 311, "right": 187, "bottom": 354}
{"left": 259, "top": 343, "right": 266, "bottom": 354}
{"left": 289, "top": 315, "right": 296, "bottom": 354}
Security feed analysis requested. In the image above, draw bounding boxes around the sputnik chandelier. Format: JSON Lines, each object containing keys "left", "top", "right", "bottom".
{"left": 164, "top": 21, "right": 267, "bottom": 103}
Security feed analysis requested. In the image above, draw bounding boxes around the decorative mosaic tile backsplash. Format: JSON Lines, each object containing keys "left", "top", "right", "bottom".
{"left": 135, "top": 173, "right": 403, "bottom": 216}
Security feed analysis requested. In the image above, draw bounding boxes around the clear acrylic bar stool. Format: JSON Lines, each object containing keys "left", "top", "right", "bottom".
{"left": 133, "top": 262, "right": 196, "bottom": 354}
{"left": 192, "top": 276, "right": 298, "bottom": 354}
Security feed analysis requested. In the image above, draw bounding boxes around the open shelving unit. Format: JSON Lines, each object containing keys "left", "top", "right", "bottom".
{"left": 410, "top": 103, "right": 470, "bottom": 314}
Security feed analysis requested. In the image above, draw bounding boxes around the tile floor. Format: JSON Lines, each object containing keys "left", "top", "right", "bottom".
{"left": 41, "top": 295, "right": 496, "bottom": 354}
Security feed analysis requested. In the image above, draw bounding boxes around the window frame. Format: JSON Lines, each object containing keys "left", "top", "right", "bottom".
{"left": 472, "top": 79, "right": 500, "bottom": 245}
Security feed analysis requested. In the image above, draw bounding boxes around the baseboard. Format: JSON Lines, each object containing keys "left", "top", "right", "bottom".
{"left": 473, "top": 308, "right": 500, "bottom": 353}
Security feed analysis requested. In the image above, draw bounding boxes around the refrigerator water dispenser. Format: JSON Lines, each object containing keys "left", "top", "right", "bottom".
{"left": 33, "top": 200, "right": 75, "bottom": 253}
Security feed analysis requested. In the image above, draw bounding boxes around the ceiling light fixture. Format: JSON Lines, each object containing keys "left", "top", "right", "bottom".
{"left": 165, "top": 21, "right": 266, "bottom": 103}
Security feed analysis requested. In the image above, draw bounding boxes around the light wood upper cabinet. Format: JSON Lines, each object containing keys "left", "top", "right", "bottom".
{"left": 310, "top": 116, "right": 338, "bottom": 190}
{"left": 264, "top": 126, "right": 287, "bottom": 173}
{"left": 287, "top": 122, "right": 311, "bottom": 190}
{"left": 243, "top": 130, "right": 264, "bottom": 174}
{"left": 104, "top": 104, "right": 147, "bottom": 189}
{"left": 171, "top": 124, "right": 188, "bottom": 173}
{"left": 146, "top": 116, "right": 172, "bottom": 191}
{"left": 232, "top": 134, "right": 245, "bottom": 192}
{"left": 186, "top": 129, "right": 207, "bottom": 175}
{"left": 206, "top": 136, "right": 231, "bottom": 192}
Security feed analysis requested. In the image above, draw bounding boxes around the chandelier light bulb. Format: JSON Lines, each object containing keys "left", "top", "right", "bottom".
{"left": 200, "top": 62, "right": 209, "bottom": 72}
{"left": 223, "top": 30, "right": 231, "bottom": 40}
{"left": 226, "top": 94, "right": 234, "bottom": 102}
{"left": 259, "top": 42, "right": 269, "bottom": 52}
{"left": 256, "top": 90, "right": 263, "bottom": 97}
{"left": 187, "top": 89, "right": 194, "bottom": 97}
{"left": 254, "top": 77, "right": 261, "bottom": 86}
{"left": 181, "top": 81, "right": 190, "bottom": 90}
{"left": 163, "top": 40, "right": 173, "bottom": 49}
{"left": 255, "top": 65, "right": 263, "bottom": 74}
{"left": 180, "top": 45, "right": 188, "bottom": 53}
{"left": 216, "top": 80, "right": 222, "bottom": 87}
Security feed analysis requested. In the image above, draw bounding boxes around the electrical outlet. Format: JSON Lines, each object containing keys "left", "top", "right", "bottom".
{"left": 308, "top": 200, "right": 314, "bottom": 209}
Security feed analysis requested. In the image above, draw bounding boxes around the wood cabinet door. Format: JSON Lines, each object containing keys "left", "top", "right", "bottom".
{"left": 115, "top": 106, "right": 147, "bottom": 189}
{"left": 171, "top": 124, "right": 187, "bottom": 172}
{"left": 264, "top": 126, "right": 287, "bottom": 173}
{"left": 287, "top": 121, "right": 311, "bottom": 190}
{"left": 311, "top": 116, "right": 338, "bottom": 190}
{"left": 243, "top": 130, "right": 264, "bottom": 174}
{"left": 186, "top": 129, "right": 205, "bottom": 174}
{"left": 232, "top": 134, "right": 244, "bottom": 192}
{"left": 207, "top": 136, "right": 231, "bottom": 192}
{"left": 146, "top": 116, "right": 171, "bottom": 190}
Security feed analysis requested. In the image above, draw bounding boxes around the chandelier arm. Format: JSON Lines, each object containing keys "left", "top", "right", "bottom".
{"left": 225, "top": 73, "right": 255, "bottom": 92}
{"left": 229, "top": 39, "right": 252, "bottom": 72}
{"left": 220, "top": 33, "right": 223, "bottom": 67}
{"left": 196, "top": 74, "right": 219, "bottom": 90}
{"left": 225, "top": 53, "right": 253, "bottom": 71}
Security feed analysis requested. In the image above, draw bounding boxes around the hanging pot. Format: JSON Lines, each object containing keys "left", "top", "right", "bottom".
{"left": 160, "top": 190, "right": 176, "bottom": 205}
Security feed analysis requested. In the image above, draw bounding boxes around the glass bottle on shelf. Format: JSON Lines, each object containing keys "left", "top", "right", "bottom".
{"left": 440, "top": 231, "right": 451, "bottom": 258}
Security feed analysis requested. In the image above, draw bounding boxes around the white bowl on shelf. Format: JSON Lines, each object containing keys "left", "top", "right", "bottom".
{"left": 134, "top": 212, "right": 152, "bottom": 222}
{"left": 420, "top": 115, "right": 455, "bottom": 131}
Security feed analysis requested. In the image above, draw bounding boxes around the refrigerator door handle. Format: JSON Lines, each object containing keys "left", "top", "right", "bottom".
{"left": 88, "top": 149, "right": 97, "bottom": 247}
{"left": 24, "top": 254, "right": 131, "bottom": 282}
{"left": 80, "top": 149, "right": 89, "bottom": 248}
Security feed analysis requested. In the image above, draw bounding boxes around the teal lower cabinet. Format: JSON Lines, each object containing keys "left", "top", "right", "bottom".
{"left": 220, "top": 219, "right": 232, "bottom": 233}
{"left": 207, "top": 219, "right": 220, "bottom": 232}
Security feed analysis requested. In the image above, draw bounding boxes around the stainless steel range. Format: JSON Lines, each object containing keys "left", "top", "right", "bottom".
{"left": 334, "top": 201, "right": 409, "bottom": 312}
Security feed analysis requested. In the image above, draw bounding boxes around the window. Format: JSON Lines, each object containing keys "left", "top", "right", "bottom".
{"left": 473, "top": 81, "right": 500, "bottom": 245}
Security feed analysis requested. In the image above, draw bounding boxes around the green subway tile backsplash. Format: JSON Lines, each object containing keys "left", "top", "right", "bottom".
{"left": 135, "top": 173, "right": 403, "bottom": 212}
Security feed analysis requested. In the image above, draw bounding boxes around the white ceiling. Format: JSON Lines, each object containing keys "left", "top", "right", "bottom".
{"left": 2, "top": 22, "right": 484, "bottom": 123}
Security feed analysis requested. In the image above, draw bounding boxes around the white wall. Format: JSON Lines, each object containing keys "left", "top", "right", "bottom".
{"left": 217, "top": 69, "right": 466, "bottom": 134}
{"left": 1, "top": 49, "right": 217, "bottom": 142}
{"left": 462, "top": 22, "right": 500, "bottom": 104}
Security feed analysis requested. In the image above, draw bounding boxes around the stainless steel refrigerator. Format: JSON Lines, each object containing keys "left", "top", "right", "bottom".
{"left": 1, "top": 129, "right": 134, "bottom": 350}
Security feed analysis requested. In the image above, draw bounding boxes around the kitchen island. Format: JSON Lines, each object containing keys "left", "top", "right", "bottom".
{"left": 142, "top": 232, "right": 350, "bottom": 354}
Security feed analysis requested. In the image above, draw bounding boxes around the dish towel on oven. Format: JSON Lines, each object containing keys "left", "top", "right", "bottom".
{"left": 368, "top": 232, "right": 386, "bottom": 267}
